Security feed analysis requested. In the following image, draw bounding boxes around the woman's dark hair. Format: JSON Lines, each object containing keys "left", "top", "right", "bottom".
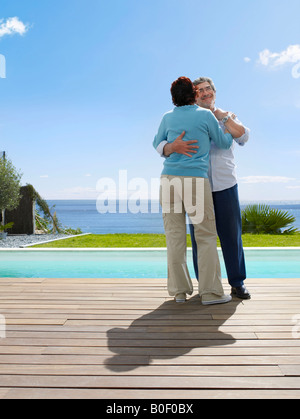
{"left": 170, "top": 77, "right": 197, "bottom": 107}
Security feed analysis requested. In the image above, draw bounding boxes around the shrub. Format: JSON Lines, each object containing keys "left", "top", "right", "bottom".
{"left": 241, "top": 204, "right": 299, "bottom": 235}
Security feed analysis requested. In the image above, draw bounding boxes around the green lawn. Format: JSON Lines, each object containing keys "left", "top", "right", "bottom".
{"left": 32, "top": 233, "right": 300, "bottom": 248}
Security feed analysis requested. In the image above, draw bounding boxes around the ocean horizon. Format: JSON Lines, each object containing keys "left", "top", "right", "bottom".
{"left": 45, "top": 199, "right": 300, "bottom": 234}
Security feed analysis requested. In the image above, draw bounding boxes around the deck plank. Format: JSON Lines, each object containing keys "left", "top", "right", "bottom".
{"left": 3, "top": 388, "right": 300, "bottom": 399}
{"left": 1, "top": 277, "right": 300, "bottom": 399}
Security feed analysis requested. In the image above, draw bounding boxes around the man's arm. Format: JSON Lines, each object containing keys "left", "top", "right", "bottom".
{"left": 153, "top": 117, "right": 167, "bottom": 150}
{"left": 213, "top": 108, "right": 246, "bottom": 138}
{"left": 163, "top": 131, "right": 199, "bottom": 157}
{"left": 206, "top": 111, "right": 233, "bottom": 150}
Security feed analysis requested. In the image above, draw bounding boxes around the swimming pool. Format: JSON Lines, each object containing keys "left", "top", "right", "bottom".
{"left": 0, "top": 249, "right": 299, "bottom": 279}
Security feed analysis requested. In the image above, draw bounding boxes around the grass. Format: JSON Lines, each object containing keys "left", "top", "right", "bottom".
{"left": 31, "top": 233, "right": 300, "bottom": 248}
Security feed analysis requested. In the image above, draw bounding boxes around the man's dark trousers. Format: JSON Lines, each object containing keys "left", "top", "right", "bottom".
{"left": 190, "top": 184, "right": 246, "bottom": 288}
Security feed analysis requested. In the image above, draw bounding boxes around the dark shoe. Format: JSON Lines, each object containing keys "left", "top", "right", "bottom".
{"left": 231, "top": 285, "right": 251, "bottom": 300}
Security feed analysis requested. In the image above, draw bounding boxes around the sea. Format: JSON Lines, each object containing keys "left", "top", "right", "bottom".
{"left": 46, "top": 200, "right": 300, "bottom": 234}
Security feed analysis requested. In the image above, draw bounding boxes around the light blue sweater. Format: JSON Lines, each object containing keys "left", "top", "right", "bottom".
{"left": 153, "top": 104, "right": 233, "bottom": 178}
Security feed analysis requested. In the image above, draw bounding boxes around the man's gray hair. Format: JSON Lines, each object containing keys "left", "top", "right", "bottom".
{"left": 193, "top": 77, "right": 216, "bottom": 92}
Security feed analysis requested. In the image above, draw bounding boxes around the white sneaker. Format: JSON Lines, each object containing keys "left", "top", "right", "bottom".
{"left": 175, "top": 293, "right": 186, "bottom": 303}
{"left": 201, "top": 294, "right": 232, "bottom": 306}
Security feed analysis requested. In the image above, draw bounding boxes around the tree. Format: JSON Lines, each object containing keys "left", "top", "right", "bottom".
{"left": 0, "top": 156, "right": 22, "bottom": 227}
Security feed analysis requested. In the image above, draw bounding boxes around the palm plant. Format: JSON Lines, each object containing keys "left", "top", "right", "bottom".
{"left": 26, "top": 184, "right": 62, "bottom": 233}
{"left": 0, "top": 222, "right": 14, "bottom": 232}
{"left": 27, "top": 184, "right": 82, "bottom": 235}
{"left": 241, "top": 204, "right": 299, "bottom": 235}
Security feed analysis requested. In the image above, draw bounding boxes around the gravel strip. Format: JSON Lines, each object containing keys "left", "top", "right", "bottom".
{"left": 0, "top": 234, "right": 74, "bottom": 248}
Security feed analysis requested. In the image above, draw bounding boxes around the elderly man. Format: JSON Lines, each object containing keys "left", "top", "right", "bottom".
{"left": 156, "top": 77, "right": 250, "bottom": 299}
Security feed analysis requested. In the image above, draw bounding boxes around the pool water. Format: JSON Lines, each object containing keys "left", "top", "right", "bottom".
{"left": 0, "top": 249, "right": 299, "bottom": 279}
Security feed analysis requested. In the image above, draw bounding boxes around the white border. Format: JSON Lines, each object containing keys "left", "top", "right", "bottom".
{"left": 0, "top": 247, "right": 300, "bottom": 252}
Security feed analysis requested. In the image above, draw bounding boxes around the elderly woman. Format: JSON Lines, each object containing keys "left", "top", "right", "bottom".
{"left": 153, "top": 77, "right": 233, "bottom": 305}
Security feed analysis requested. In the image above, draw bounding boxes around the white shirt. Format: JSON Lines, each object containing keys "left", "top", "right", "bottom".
{"left": 209, "top": 117, "right": 249, "bottom": 192}
{"left": 156, "top": 114, "right": 250, "bottom": 193}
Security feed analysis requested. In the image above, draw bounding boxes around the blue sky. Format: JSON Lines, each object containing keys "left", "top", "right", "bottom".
{"left": 0, "top": 0, "right": 300, "bottom": 202}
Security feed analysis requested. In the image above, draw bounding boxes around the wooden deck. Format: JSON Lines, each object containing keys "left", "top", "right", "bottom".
{"left": 0, "top": 276, "right": 300, "bottom": 399}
